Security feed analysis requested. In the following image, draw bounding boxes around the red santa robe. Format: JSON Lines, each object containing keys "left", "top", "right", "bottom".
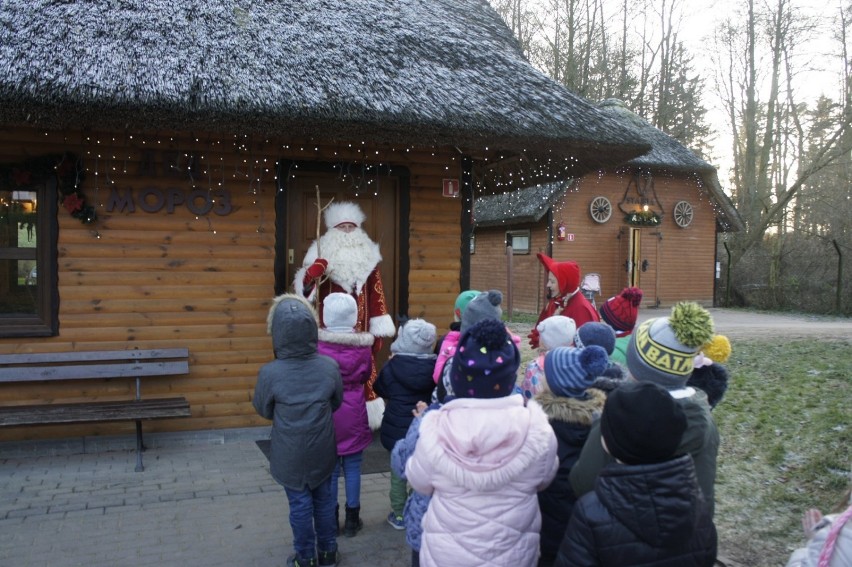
{"left": 294, "top": 226, "right": 396, "bottom": 428}
{"left": 529, "top": 253, "right": 599, "bottom": 349}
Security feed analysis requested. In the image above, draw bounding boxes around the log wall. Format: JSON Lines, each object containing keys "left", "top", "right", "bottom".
{"left": 0, "top": 126, "right": 462, "bottom": 441}
{"left": 472, "top": 171, "right": 719, "bottom": 316}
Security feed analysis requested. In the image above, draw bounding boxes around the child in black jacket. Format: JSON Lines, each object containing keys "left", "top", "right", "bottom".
{"left": 556, "top": 381, "right": 717, "bottom": 567}
{"left": 373, "top": 318, "right": 437, "bottom": 530}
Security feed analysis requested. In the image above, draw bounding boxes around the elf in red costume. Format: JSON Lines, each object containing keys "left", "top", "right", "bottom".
{"left": 528, "top": 253, "right": 599, "bottom": 349}
{"left": 295, "top": 201, "right": 396, "bottom": 428}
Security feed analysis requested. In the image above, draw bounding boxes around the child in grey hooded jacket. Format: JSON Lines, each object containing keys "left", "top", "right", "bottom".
{"left": 253, "top": 294, "right": 344, "bottom": 567}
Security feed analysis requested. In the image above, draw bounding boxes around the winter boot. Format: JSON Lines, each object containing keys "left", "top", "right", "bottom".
{"left": 343, "top": 505, "right": 363, "bottom": 537}
{"left": 318, "top": 549, "right": 341, "bottom": 566}
{"left": 286, "top": 554, "right": 317, "bottom": 567}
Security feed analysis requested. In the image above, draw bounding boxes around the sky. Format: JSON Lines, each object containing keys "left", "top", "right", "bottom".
{"left": 678, "top": 0, "right": 847, "bottom": 176}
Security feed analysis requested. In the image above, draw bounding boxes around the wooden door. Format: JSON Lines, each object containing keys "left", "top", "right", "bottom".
{"left": 281, "top": 171, "right": 399, "bottom": 365}
{"left": 627, "top": 227, "right": 659, "bottom": 306}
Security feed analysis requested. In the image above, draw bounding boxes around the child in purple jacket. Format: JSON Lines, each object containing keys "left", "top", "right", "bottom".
{"left": 317, "top": 293, "right": 375, "bottom": 538}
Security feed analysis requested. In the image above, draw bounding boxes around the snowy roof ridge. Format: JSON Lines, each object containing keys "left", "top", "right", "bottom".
{"left": 0, "top": 0, "right": 649, "bottom": 167}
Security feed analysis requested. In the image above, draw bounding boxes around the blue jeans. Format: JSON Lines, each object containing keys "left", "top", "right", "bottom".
{"left": 332, "top": 452, "right": 363, "bottom": 508}
{"left": 284, "top": 476, "right": 337, "bottom": 560}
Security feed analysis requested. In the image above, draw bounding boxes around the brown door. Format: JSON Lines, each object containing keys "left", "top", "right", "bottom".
{"left": 283, "top": 171, "right": 399, "bottom": 365}
{"left": 626, "top": 227, "right": 659, "bottom": 306}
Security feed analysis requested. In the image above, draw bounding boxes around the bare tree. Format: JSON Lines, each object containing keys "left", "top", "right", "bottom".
{"left": 712, "top": 0, "right": 852, "bottom": 270}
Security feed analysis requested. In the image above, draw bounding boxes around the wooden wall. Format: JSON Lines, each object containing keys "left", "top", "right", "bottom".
{"left": 472, "top": 170, "right": 719, "bottom": 315}
{"left": 0, "top": 126, "right": 462, "bottom": 441}
{"left": 470, "top": 222, "right": 551, "bottom": 314}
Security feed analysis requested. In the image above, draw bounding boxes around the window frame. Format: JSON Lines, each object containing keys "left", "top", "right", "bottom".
{"left": 0, "top": 176, "right": 58, "bottom": 337}
{"left": 505, "top": 229, "right": 531, "bottom": 255}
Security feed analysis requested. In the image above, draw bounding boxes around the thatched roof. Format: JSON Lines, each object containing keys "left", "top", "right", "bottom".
{"left": 598, "top": 99, "right": 744, "bottom": 231}
{"left": 474, "top": 181, "right": 569, "bottom": 227}
{"left": 0, "top": 0, "right": 650, "bottom": 176}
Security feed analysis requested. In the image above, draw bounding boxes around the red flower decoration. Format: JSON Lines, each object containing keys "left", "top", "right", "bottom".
{"left": 63, "top": 193, "right": 84, "bottom": 214}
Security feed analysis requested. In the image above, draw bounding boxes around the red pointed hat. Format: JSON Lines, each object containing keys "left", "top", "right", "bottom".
{"left": 536, "top": 253, "right": 580, "bottom": 296}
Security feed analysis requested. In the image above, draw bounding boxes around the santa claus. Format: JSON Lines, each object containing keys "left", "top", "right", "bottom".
{"left": 294, "top": 201, "right": 396, "bottom": 428}
{"left": 528, "top": 253, "right": 600, "bottom": 349}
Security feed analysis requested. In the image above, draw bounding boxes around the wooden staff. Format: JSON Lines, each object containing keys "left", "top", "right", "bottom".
{"left": 312, "top": 185, "right": 333, "bottom": 308}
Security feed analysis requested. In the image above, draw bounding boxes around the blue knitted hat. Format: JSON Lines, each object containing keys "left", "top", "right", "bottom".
{"left": 450, "top": 319, "right": 519, "bottom": 399}
{"left": 544, "top": 345, "right": 609, "bottom": 398}
{"left": 574, "top": 321, "right": 616, "bottom": 355}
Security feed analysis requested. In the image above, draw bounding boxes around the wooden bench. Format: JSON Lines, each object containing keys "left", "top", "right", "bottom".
{"left": 0, "top": 348, "right": 191, "bottom": 471}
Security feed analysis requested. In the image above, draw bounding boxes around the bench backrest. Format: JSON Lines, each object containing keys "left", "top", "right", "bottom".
{"left": 0, "top": 349, "right": 190, "bottom": 383}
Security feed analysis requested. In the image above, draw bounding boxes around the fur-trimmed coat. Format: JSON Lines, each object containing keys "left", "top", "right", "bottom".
{"left": 294, "top": 229, "right": 395, "bottom": 414}
{"left": 406, "top": 396, "right": 559, "bottom": 567}
{"left": 317, "top": 329, "right": 374, "bottom": 456}
{"left": 294, "top": 233, "right": 395, "bottom": 339}
{"left": 252, "top": 294, "right": 343, "bottom": 490}
{"left": 536, "top": 388, "right": 607, "bottom": 563}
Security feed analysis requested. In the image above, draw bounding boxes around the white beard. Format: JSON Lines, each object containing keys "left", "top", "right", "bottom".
{"left": 306, "top": 228, "right": 382, "bottom": 294}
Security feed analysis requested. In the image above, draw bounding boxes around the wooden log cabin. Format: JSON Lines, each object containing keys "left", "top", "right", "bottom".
{"left": 471, "top": 99, "right": 744, "bottom": 315}
{"left": 0, "top": 2, "right": 650, "bottom": 442}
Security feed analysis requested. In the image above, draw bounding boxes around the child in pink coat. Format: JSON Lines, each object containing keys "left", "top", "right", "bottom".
{"left": 407, "top": 318, "right": 558, "bottom": 567}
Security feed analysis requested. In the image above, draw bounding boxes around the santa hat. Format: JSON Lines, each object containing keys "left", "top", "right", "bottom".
{"left": 450, "top": 319, "right": 519, "bottom": 399}
{"left": 536, "top": 253, "right": 580, "bottom": 295}
{"left": 544, "top": 345, "right": 609, "bottom": 398}
{"left": 627, "top": 302, "right": 714, "bottom": 389}
{"left": 324, "top": 201, "right": 366, "bottom": 229}
{"left": 536, "top": 315, "right": 577, "bottom": 350}
{"left": 600, "top": 287, "right": 643, "bottom": 334}
{"left": 322, "top": 293, "right": 357, "bottom": 332}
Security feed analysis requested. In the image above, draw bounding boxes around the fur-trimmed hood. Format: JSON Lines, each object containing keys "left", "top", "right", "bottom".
{"left": 266, "top": 293, "right": 319, "bottom": 359}
{"left": 537, "top": 388, "right": 606, "bottom": 426}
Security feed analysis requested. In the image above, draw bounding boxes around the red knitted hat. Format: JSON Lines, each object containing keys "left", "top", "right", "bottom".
{"left": 600, "top": 287, "right": 643, "bottom": 333}
{"left": 536, "top": 253, "right": 580, "bottom": 295}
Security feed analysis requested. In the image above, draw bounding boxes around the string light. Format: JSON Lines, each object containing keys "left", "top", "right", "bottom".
{"left": 39, "top": 129, "right": 729, "bottom": 241}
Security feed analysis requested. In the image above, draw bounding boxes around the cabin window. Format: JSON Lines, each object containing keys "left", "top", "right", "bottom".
{"left": 505, "top": 230, "right": 530, "bottom": 254}
{"left": 0, "top": 183, "right": 57, "bottom": 337}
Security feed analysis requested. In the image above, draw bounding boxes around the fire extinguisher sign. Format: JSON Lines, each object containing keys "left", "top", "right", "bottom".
{"left": 442, "top": 179, "right": 459, "bottom": 197}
